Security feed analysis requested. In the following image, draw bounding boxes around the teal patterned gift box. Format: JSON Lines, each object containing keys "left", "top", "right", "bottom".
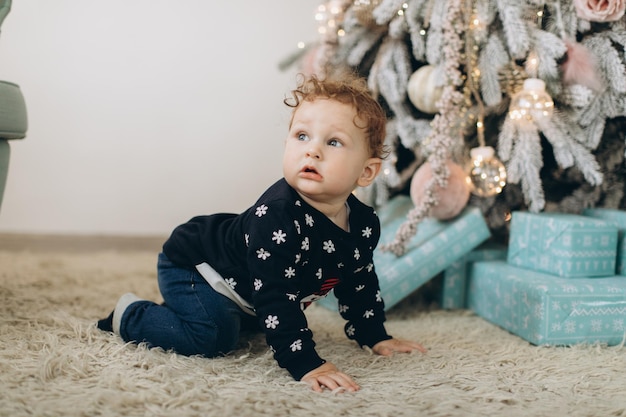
{"left": 440, "top": 242, "right": 507, "bottom": 309}
{"left": 468, "top": 261, "right": 626, "bottom": 346}
{"left": 584, "top": 209, "right": 626, "bottom": 276}
{"left": 507, "top": 211, "right": 618, "bottom": 277}
{"left": 318, "top": 195, "right": 491, "bottom": 312}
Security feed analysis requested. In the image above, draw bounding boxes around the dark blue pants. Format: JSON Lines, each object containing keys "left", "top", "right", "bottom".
{"left": 118, "top": 253, "right": 257, "bottom": 356}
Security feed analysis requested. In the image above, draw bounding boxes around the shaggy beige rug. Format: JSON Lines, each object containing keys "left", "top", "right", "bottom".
{"left": 1, "top": 250, "right": 626, "bottom": 417}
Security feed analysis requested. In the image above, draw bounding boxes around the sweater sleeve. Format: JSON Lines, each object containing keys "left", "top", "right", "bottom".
{"left": 244, "top": 201, "right": 325, "bottom": 381}
{"left": 333, "top": 211, "right": 391, "bottom": 348}
{"left": 333, "top": 260, "right": 391, "bottom": 348}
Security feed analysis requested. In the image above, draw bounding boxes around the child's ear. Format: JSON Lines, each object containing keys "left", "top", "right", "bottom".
{"left": 357, "top": 158, "right": 382, "bottom": 187}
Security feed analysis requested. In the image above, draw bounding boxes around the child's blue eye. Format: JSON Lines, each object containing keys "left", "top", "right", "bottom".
{"left": 328, "top": 139, "right": 342, "bottom": 147}
{"left": 298, "top": 133, "right": 309, "bottom": 141}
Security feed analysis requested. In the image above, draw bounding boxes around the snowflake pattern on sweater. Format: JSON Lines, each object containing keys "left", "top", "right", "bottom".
{"left": 162, "top": 179, "right": 390, "bottom": 380}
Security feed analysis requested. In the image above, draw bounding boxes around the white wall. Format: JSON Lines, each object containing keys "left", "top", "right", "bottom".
{"left": 0, "top": 1, "right": 320, "bottom": 236}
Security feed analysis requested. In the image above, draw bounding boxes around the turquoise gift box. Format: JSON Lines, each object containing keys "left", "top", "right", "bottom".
{"left": 507, "top": 211, "right": 618, "bottom": 277}
{"left": 468, "top": 261, "right": 626, "bottom": 346}
{"left": 440, "top": 242, "right": 507, "bottom": 309}
{"left": 318, "top": 195, "right": 491, "bottom": 312}
{"left": 584, "top": 208, "right": 626, "bottom": 276}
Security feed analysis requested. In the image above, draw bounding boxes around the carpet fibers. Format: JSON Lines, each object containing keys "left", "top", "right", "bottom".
{"left": 1, "top": 250, "right": 626, "bottom": 417}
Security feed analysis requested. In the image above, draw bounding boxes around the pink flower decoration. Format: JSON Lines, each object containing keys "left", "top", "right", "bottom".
{"left": 574, "top": 0, "right": 625, "bottom": 22}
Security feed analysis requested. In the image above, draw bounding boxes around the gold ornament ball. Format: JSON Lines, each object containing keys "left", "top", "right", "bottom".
{"left": 466, "top": 146, "right": 507, "bottom": 197}
{"left": 407, "top": 65, "right": 444, "bottom": 114}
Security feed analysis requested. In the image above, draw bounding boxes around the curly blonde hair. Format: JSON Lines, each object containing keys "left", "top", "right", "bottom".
{"left": 284, "top": 73, "right": 388, "bottom": 159}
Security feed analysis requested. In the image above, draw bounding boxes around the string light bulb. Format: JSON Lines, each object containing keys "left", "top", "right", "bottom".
{"left": 509, "top": 78, "right": 554, "bottom": 124}
{"left": 315, "top": 1, "right": 347, "bottom": 40}
{"left": 466, "top": 146, "right": 507, "bottom": 197}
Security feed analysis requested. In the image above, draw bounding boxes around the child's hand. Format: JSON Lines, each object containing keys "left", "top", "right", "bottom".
{"left": 372, "top": 337, "right": 427, "bottom": 356}
{"left": 301, "top": 362, "right": 360, "bottom": 393}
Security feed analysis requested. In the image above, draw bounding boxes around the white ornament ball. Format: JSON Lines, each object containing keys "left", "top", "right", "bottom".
{"left": 407, "top": 65, "right": 444, "bottom": 114}
{"left": 410, "top": 160, "right": 470, "bottom": 220}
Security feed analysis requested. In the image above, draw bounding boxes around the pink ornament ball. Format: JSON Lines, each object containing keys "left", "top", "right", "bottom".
{"left": 410, "top": 160, "right": 470, "bottom": 220}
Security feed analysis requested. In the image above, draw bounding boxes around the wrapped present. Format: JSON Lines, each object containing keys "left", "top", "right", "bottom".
{"left": 468, "top": 260, "right": 626, "bottom": 346}
{"left": 584, "top": 209, "right": 626, "bottom": 276}
{"left": 318, "top": 196, "right": 491, "bottom": 312}
{"left": 507, "top": 211, "right": 618, "bottom": 277}
{"left": 440, "top": 241, "right": 507, "bottom": 309}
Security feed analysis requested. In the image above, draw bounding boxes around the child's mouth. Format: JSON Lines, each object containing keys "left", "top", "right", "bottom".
{"left": 300, "top": 166, "right": 322, "bottom": 180}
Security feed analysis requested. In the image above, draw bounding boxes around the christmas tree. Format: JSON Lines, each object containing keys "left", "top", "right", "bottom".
{"left": 284, "top": 0, "right": 626, "bottom": 255}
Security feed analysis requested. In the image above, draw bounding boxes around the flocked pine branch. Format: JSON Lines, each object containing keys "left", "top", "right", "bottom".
{"left": 373, "top": 0, "right": 407, "bottom": 26}
{"left": 535, "top": 112, "right": 603, "bottom": 186}
{"left": 425, "top": 0, "right": 447, "bottom": 65}
{"left": 328, "top": 20, "right": 383, "bottom": 69}
{"left": 395, "top": 108, "right": 433, "bottom": 149}
{"left": 374, "top": 38, "right": 412, "bottom": 107}
{"left": 505, "top": 123, "right": 545, "bottom": 212}
{"left": 405, "top": 0, "right": 428, "bottom": 60}
{"left": 583, "top": 35, "right": 626, "bottom": 95}
{"left": 495, "top": 0, "right": 531, "bottom": 59}
{"left": 475, "top": 0, "right": 497, "bottom": 28}
{"left": 346, "top": 28, "right": 386, "bottom": 67}
{"left": 479, "top": 34, "right": 509, "bottom": 106}
{"left": 497, "top": 115, "right": 516, "bottom": 162}
{"left": 531, "top": 29, "right": 567, "bottom": 81}
{"left": 388, "top": 9, "right": 409, "bottom": 39}
{"left": 560, "top": 84, "right": 594, "bottom": 110}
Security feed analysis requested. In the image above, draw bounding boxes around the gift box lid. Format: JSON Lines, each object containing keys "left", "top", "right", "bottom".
{"left": 507, "top": 211, "right": 618, "bottom": 277}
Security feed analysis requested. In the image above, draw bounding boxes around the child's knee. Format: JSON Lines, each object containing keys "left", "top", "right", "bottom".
{"left": 180, "top": 320, "right": 239, "bottom": 357}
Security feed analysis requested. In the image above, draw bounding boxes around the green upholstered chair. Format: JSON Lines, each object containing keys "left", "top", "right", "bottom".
{"left": 0, "top": 0, "right": 28, "bottom": 211}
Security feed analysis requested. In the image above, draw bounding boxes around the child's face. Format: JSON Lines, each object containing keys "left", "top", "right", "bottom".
{"left": 283, "top": 98, "right": 381, "bottom": 206}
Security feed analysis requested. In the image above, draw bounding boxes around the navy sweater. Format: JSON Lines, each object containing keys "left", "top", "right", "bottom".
{"left": 162, "top": 178, "right": 391, "bottom": 380}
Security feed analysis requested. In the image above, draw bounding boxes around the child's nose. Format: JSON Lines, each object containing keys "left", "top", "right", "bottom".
{"left": 306, "top": 144, "right": 321, "bottom": 159}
